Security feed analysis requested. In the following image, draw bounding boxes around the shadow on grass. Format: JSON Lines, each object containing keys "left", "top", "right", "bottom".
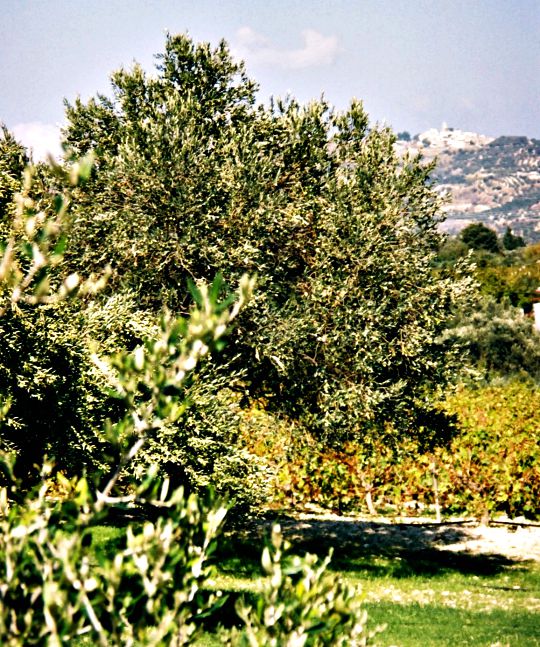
{"left": 333, "top": 547, "right": 513, "bottom": 578}
{"left": 89, "top": 510, "right": 532, "bottom": 580}
{"left": 219, "top": 514, "right": 525, "bottom": 579}
{"left": 86, "top": 516, "right": 539, "bottom": 639}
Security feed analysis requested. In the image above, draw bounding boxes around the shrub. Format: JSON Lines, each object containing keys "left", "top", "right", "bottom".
{"left": 0, "top": 302, "right": 116, "bottom": 481}
{"left": 436, "top": 380, "right": 540, "bottom": 519}
{"left": 226, "top": 525, "right": 383, "bottom": 646}
{"left": 261, "top": 381, "right": 540, "bottom": 520}
{"left": 0, "top": 462, "right": 228, "bottom": 646}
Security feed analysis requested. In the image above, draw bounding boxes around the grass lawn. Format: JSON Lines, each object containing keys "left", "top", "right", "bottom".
{"left": 89, "top": 524, "right": 540, "bottom": 646}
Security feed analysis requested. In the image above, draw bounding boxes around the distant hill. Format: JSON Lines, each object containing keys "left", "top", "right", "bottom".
{"left": 396, "top": 125, "right": 540, "bottom": 242}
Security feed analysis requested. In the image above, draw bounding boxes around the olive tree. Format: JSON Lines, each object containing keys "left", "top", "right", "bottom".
{"left": 0, "top": 140, "right": 266, "bottom": 506}
{"left": 61, "top": 34, "right": 472, "bottom": 452}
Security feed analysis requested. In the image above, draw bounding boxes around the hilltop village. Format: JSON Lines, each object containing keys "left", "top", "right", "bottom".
{"left": 396, "top": 124, "right": 540, "bottom": 241}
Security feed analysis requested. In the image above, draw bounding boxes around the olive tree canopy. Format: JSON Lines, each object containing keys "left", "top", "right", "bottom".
{"left": 62, "top": 34, "right": 471, "bottom": 448}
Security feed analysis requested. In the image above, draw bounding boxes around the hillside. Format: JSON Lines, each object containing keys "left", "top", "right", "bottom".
{"left": 397, "top": 125, "right": 540, "bottom": 242}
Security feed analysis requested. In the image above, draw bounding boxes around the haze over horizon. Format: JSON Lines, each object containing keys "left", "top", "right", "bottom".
{"left": 1, "top": 0, "right": 539, "bottom": 160}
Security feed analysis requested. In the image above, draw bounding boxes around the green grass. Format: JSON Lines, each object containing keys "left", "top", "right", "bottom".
{"left": 207, "top": 535, "right": 540, "bottom": 646}
{"left": 206, "top": 560, "right": 540, "bottom": 646}
{"left": 88, "top": 524, "right": 540, "bottom": 646}
{"left": 347, "top": 553, "right": 540, "bottom": 646}
{"left": 366, "top": 603, "right": 540, "bottom": 646}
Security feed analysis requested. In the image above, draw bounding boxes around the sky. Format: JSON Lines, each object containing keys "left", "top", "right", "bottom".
{"left": 1, "top": 0, "right": 539, "bottom": 159}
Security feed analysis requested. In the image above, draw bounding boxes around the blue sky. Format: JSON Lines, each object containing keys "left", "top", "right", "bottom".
{"left": 1, "top": 0, "right": 539, "bottom": 159}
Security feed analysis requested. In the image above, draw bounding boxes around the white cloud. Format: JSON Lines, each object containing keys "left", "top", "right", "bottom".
{"left": 11, "top": 122, "right": 62, "bottom": 161}
{"left": 235, "top": 27, "right": 340, "bottom": 70}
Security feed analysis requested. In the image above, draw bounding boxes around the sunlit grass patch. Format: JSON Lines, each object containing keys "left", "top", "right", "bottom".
{"left": 88, "top": 523, "right": 540, "bottom": 645}
{"left": 366, "top": 602, "right": 540, "bottom": 646}
{"left": 208, "top": 552, "right": 540, "bottom": 645}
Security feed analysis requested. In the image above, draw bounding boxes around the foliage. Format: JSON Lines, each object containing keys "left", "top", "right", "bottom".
{"left": 259, "top": 381, "right": 540, "bottom": 520}
{"left": 60, "top": 33, "right": 472, "bottom": 449}
{"left": 0, "top": 463, "right": 227, "bottom": 646}
{"left": 442, "top": 296, "right": 540, "bottom": 379}
{"left": 436, "top": 235, "right": 540, "bottom": 381}
{"left": 502, "top": 226, "right": 525, "bottom": 250}
{"left": 276, "top": 441, "right": 373, "bottom": 515}
{"left": 476, "top": 259, "right": 540, "bottom": 312}
{"left": 0, "top": 125, "right": 28, "bottom": 226}
{"left": 226, "top": 525, "right": 383, "bottom": 646}
{"left": 435, "top": 380, "right": 540, "bottom": 519}
{"left": 437, "top": 233, "right": 540, "bottom": 312}
{"left": 460, "top": 223, "right": 500, "bottom": 254}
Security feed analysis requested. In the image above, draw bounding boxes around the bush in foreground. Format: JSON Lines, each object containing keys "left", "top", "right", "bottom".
{"left": 0, "top": 159, "right": 378, "bottom": 645}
